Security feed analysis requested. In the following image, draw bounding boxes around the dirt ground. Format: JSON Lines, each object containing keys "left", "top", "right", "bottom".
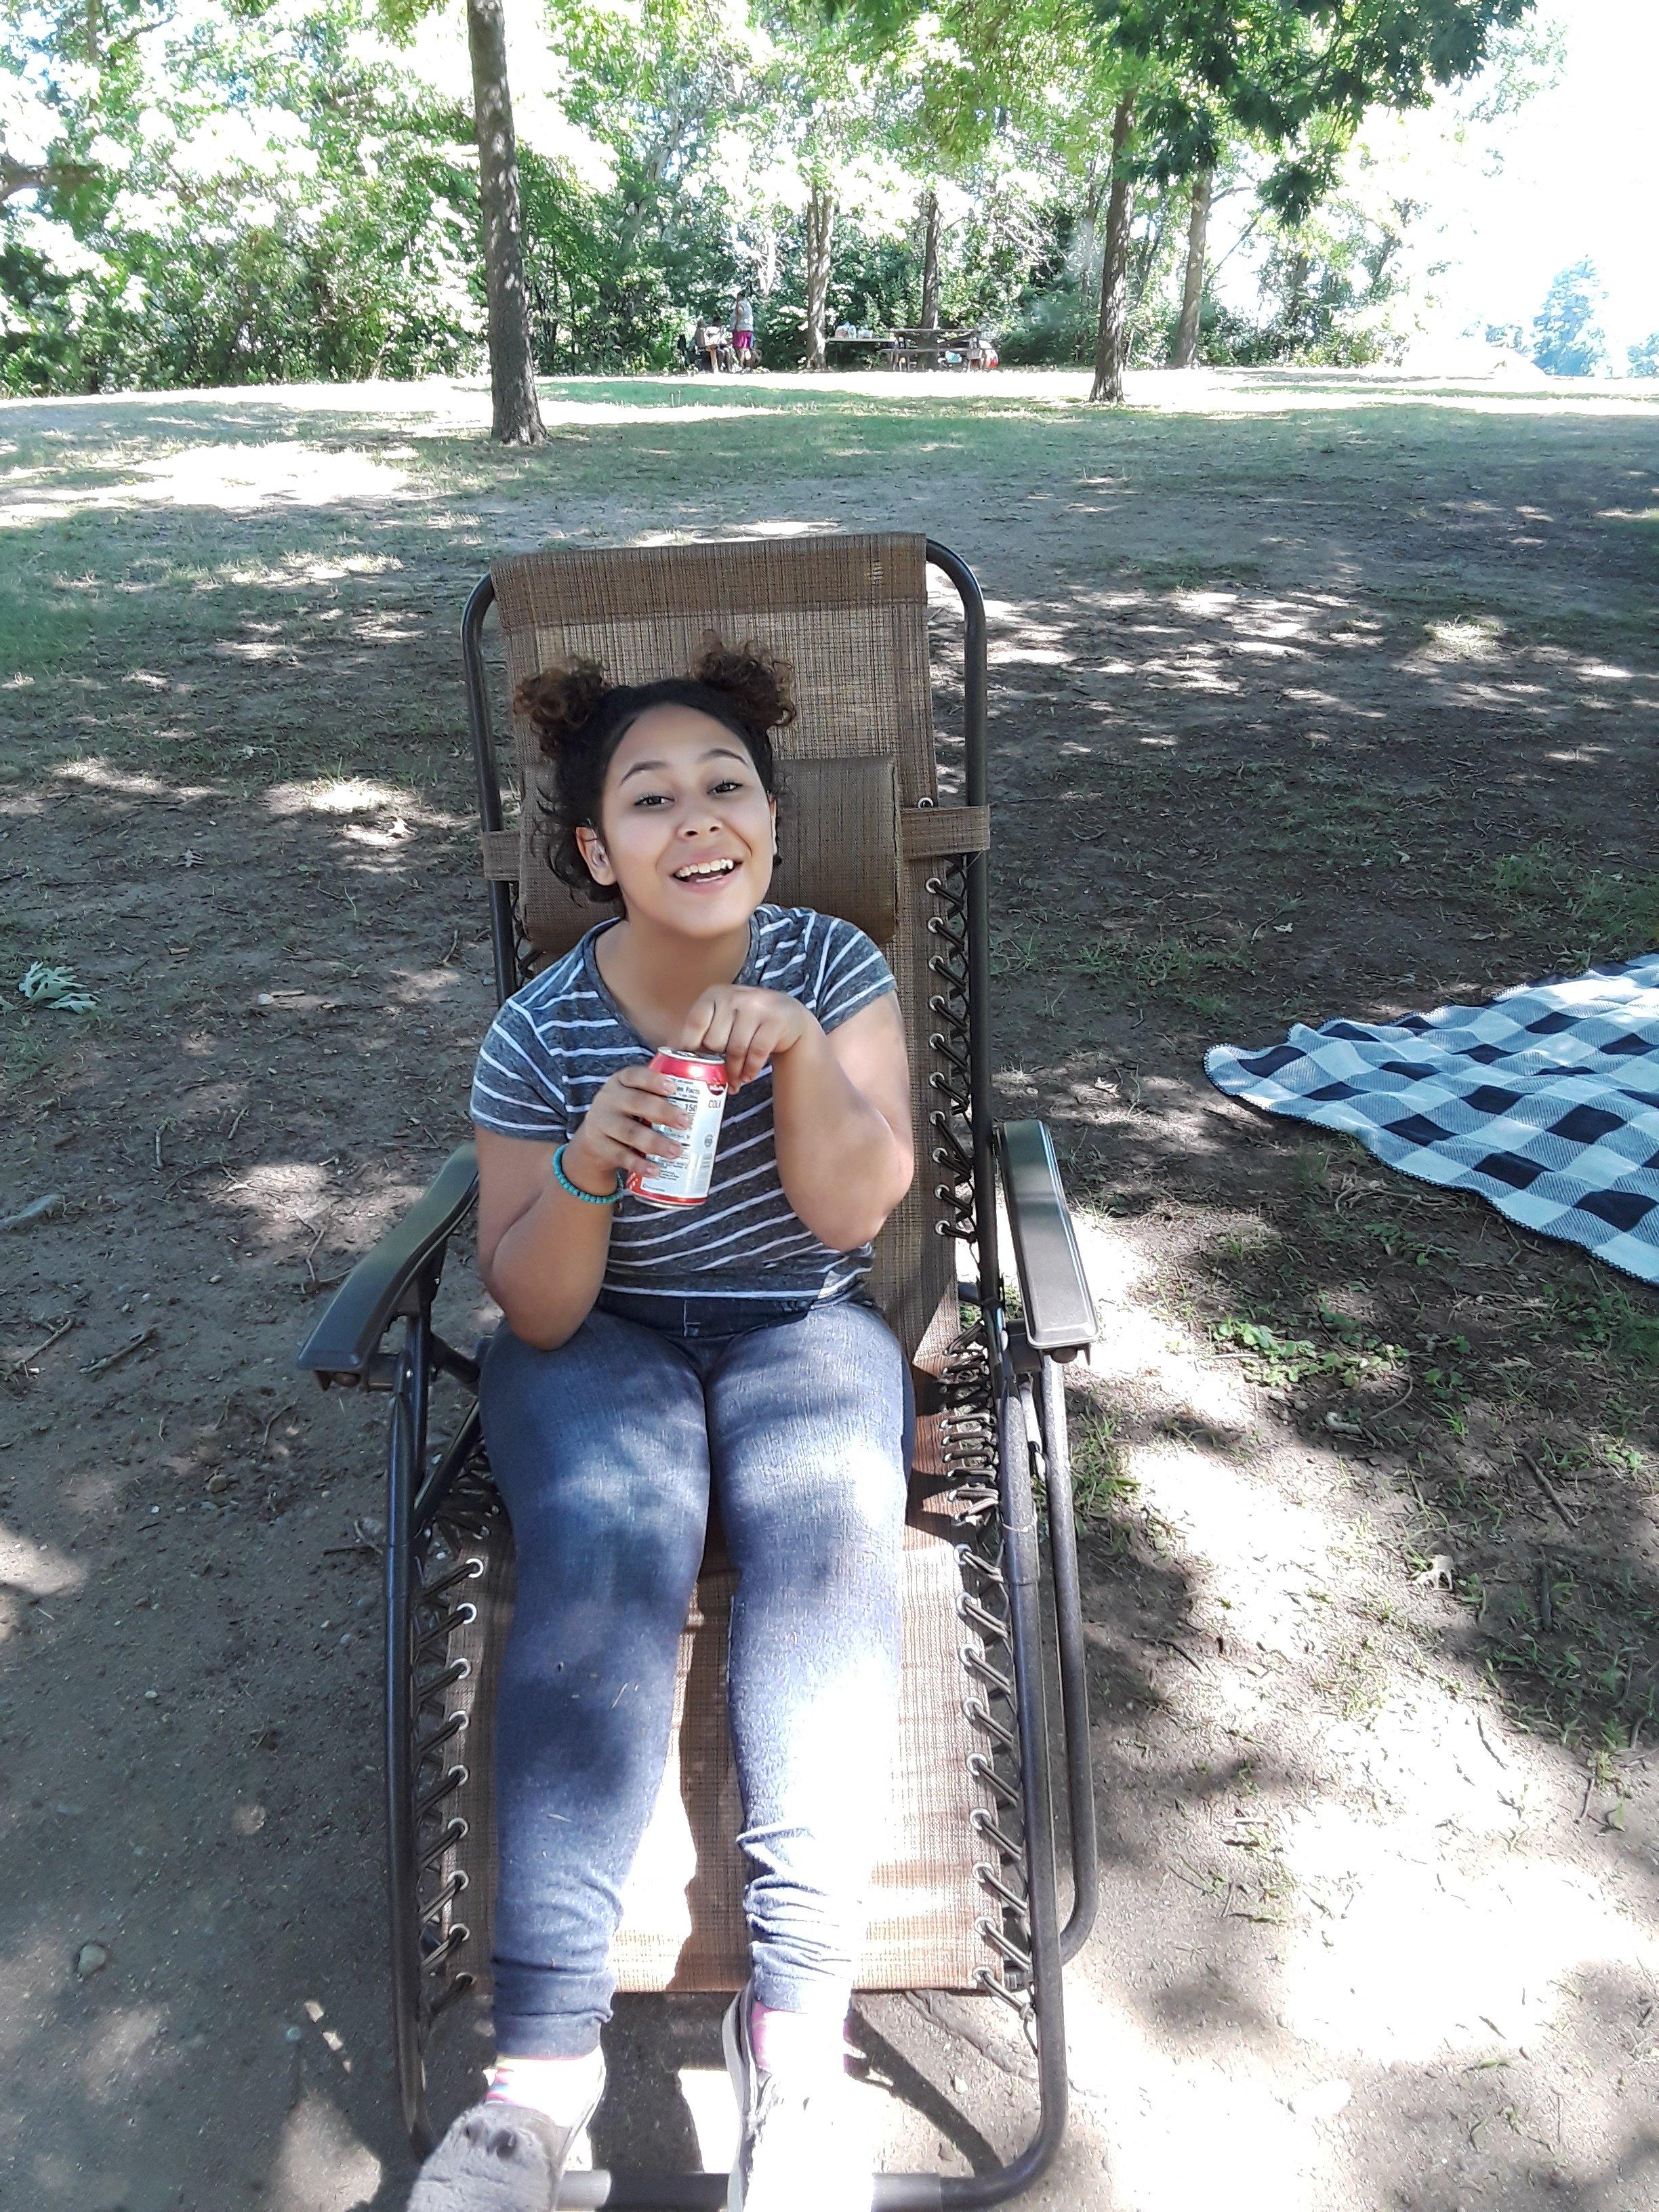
{"left": 3, "top": 364, "right": 1658, "bottom": 2211}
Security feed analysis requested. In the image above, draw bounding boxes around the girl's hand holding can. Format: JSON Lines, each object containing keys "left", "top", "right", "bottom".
{"left": 680, "top": 985, "right": 816, "bottom": 1088}
{"left": 562, "top": 1066, "right": 690, "bottom": 1192}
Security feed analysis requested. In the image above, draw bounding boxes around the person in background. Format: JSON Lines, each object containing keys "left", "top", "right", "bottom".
{"left": 733, "top": 293, "right": 755, "bottom": 369}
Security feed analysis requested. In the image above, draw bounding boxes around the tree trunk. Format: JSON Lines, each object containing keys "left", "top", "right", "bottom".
{"left": 1076, "top": 160, "right": 1107, "bottom": 326}
{"left": 919, "top": 188, "right": 941, "bottom": 329}
{"left": 1126, "top": 191, "right": 1170, "bottom": 350}
{"left": 804, "top": 184, "right": 835, "bottom": 371}
{"left": 617, "top": 199, "right": 647, "bottom": 268}
{"left": 1284, "top": 246, "right": 1311, "bottom": 350}
{"left": 467, "top": 0, "right": 544, "bottom": 446}
{"left": 756, "top": 216, "right": 778, "bottom": 298}
{"left": 1088, "top": 98, "right": 1136, "bottom": 405}
{"left": 1170, "top": 166, "right": 1212, "bottom": 367}
{"left": 0, "top": 155, "right": 98, "bottom": 203}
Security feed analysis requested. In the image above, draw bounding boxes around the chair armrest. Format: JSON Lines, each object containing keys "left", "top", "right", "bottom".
{"left": 295, "top": 1143, "right": 480, "bottom": 1385}
{"left": 996, "top": 1120, "right": 1097, "bottom": 1357}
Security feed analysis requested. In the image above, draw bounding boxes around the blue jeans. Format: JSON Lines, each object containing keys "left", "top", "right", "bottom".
{"left": 479, "top": 1292, "right": 913, "bottom": 2059}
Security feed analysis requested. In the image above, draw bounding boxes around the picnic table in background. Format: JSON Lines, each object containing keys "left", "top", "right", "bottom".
{"left": 823, "top": 329, "right": 894, "bottom": 365}
{"left": 693, "top": 323, "right": 737, "bottom": 371}
{"left": 825, "top": 325, "right": 998, "bottom": 370}
{"left": 888, "top": 325, "right": 998, "bottom": 369}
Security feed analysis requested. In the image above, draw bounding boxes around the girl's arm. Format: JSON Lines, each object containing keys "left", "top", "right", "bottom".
{"left": 682, "top": 987, "right": 914, "bottom": 1250}
{"left": 475, "top": 1131, "right": 613, "bottom": 1350}
{"left": 772, "top": 996, "right": 914, "bottom": 1248}
{"left": 476, "top": 1064, "right": 691, "bottom": 1349}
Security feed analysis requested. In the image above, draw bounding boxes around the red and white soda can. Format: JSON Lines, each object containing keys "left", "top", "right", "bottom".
{"left": 626, "top": 1047, "right": 729, "bottom": 1209}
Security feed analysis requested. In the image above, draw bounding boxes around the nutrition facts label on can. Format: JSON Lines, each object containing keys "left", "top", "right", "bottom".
{"left": 628, "top": 1051, "right": 728, "bottom": 1208}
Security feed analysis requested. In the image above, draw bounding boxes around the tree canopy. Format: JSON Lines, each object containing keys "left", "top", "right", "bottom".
{"left": 1530, "top": 258, "right": 1610, "bottom": 380}
{"left": 0, "top": 0, "right": 1578, "bottom": 405}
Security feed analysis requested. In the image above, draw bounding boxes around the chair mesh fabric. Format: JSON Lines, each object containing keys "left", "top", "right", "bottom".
{"left": 610, "top": 1505, "right": 989, "bottom": 1992}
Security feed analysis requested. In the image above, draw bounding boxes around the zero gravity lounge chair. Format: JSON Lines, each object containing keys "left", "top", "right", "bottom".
{"left": 295, "top": 532, "right": 1101, "bottom": 2206}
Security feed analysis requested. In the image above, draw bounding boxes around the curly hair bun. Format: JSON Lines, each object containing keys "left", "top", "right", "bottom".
{"left": 689, "top": 636, "right": 797, "bottom": 734}
{"left": 515, "top": 657, "right": 610, "bottom": 750}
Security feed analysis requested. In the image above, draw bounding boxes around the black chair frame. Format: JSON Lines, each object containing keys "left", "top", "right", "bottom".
{"left": 297, "top": 541, "right": 1100, "bottom": 2206}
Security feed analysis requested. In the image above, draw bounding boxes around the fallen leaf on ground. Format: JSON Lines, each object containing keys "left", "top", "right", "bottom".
{"left": 18, "top": 964, "right": 97, "bottom": 1015}
{"left": 1, "top": 1193, "right": 66, "bottom": 1231}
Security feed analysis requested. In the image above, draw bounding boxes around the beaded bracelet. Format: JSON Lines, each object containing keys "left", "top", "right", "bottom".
{"left": 552, "top": 1143, "right": 623, "bottom": 1206}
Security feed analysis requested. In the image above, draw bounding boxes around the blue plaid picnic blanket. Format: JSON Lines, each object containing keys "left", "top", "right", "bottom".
{"left": 1205, "top": 955, "right": 1659, "bottom": 1286}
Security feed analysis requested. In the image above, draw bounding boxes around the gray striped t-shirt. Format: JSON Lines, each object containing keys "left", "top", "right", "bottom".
{"left": 469, "top": 905, "right": 900, "bottom": 1303}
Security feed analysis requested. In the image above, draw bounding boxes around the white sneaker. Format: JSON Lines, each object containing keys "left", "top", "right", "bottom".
{"left": 407, "top": 2060, "right": 605, "bottom": 2209}
{"left": 722, "top": 1985, "right": 874, "bottom": 2212}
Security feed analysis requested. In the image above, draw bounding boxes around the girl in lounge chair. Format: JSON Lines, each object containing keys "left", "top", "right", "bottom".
{"left": 408, "top": 642, "right": 914, "bottom": 2212}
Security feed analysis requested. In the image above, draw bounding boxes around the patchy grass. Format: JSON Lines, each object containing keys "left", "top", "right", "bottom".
{"left": 1479, "top": 1555, "right": 1659, "bottom": 1758}
{"left": 1078, "top": 930, "right": 1256, "bottom": 1017}
{"left": 1315, "top": 1636, "right": 1391, "bottom": 1723}
{"left": 1424, "top": 614, "right": 1507, "bottom": 661}
{"left": 1, "top": 367, "right": 1657, "bottom": 2205}
{"left": 1069, "top": 1404, "right": 1136, "bottom": 1521}
{"left": 1061, "top": 1404, "right": 1182, "bottom": 1557}
{"left": 989, "top": 923, "right": 1051, "bottom": 979}
{"left": 4, "top": 368, "right": 1657, "bottom": 1776}
{"left": 1, "top": 1013, "right": 64, "bottom": 1100}
{"left": 994, "top": 916, "right": 1254, "bottom": 1015}
{"left": 1213, "top": 1313, "right": 1408, "bottom": 1395}
{"left": 1176, "top": 1134, "right": 1659, "bottom": 1759}
{"left": 1251, "top": 769, "right": 1412, "bottom": 874}
{"left": 1135, "top": 555, "right": 1264, "bottom": 592}
{"left": 0, "top": 577, "right": 86, "bottom": 683}
{"left": 1488, "top": 842, "right": 1659, "bottom": 967}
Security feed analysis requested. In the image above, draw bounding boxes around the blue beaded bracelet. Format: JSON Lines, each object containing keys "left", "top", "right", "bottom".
{"left": 552, "top": 1143, "right": 623, "bottom": 1205}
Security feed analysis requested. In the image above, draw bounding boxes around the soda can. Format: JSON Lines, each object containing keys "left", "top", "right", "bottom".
{"left": 626, "top": 1047, "right": 729, "bottom": 1208}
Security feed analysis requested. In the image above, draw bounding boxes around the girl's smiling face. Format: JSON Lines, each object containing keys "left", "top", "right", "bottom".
{"left": 576, "top": 703, "right": 777, "bottom": 935}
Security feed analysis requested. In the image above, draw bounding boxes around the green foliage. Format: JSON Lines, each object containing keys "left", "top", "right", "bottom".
{"left": 933, "top": 0, "right": 1537, "bottom": 213}
{"left": 1, "top": 0, "right": 483, "bottom": 394}
{"left": 1530, "top": 258, "right": 1610, "bottom": 380}
{"left": 0, "top": 0, "right": 1548, "bottom": 392}
{"left": 518, "top": 154, "right": 731, "bottom": 374}
{"left": 1199, "top": 185, "right": 1423, "bottom": 367}
{"left": 1628, "top": 333, "right": 1659, "bottom": 381}
{"left": 840, "top": 0, "right": 1534, "bottom": 393}
{"left": 1214, "top": 1314, "right": 1404, "bottom": 1391}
